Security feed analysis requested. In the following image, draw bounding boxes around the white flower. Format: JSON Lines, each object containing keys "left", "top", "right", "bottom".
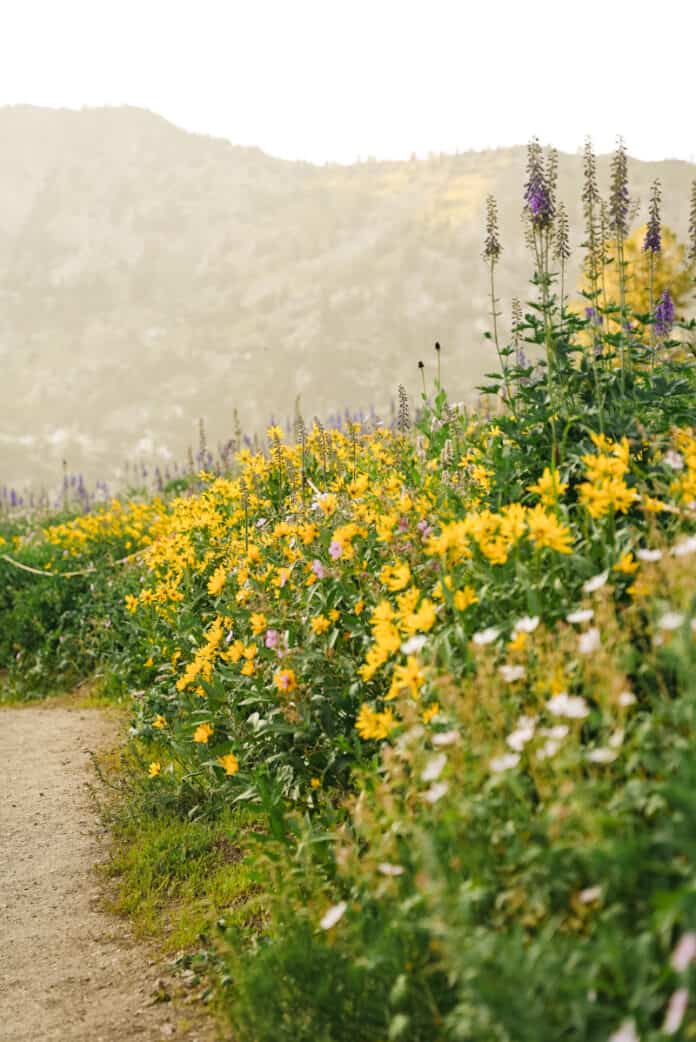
{"left": 320, "top": 902, "right": 347, "bottom": 930}
{"left": 506, "top": 725, "right": 535, "bottom": 752}
{"left": 499, "top": 664, "right": 526, "bottom": 683}
{"left": 539, "top": 724, "right": 569, "bottom": 740}
{"left": 472, "top": 626, "right": 500, "bottom": 646}
{"left": 513, "top": 615, "right": 540, "bottom": 634}
{"left": 423, "top": 781, "right": 449, "bottom": 804}
{"left": 608, "top": 1019, "right": 639, "bottom": 1042}
{"left": 609, "top": 729, "right": 624, "bottom": 749}
{"left": 578, "top": 885, "right": 602, "bottom": 904}
{"left": 587, "top": 747, "right": 617, "bottom": 764}
{"left": 490, "top": 752, "right": 520, "bottom": 773}
{"left": 401, "top": 635, "right": 427, "bottom": 655}
{"left": 547, "top": 693, "right": 590, "bottom": 719}
{"left": 664, "top": 450, "right": 684, "bottom": 471}
{"left": 657, "top": 611, "right": 685, "bottom": 631}
{"left": 672, "top": 535, "right": 696, "bottom": 557}
{"left": 671, "top": 931, "right": 696, "bottom": 973}
{"left": 636, "top": 548, "right": 662, "bottom": 562}
{"left": 583, "top": 570, "right": 609, "bottom": 594}
{"left": 618, "top": 690, "right": 636, "bottom": 707}
{"left": 432, "top": 730, "right": 459, "bottom": 747}
{"left": 663, "top": 987, "right": 689, "bottom": 1036}
{"left": 378, "top": 862, "right": 405, "bottom": 877}
{"left": 537, "top": 739, "right": 561, "bottom": 760}
{"left": 579, "top": 627, "right": 601, "bottom": 655}
{"left": 421, "top": 753, "right": 447, "bottom": 782}
{"left": 566, "top": 608, "right": 594, "bottom": 624}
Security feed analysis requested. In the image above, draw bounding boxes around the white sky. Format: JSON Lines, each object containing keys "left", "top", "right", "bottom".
{"left": 1, "top": 0, "right": 694, "bottom": 165}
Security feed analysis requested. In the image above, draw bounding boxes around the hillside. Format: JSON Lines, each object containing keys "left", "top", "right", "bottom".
{"left": 1, "top": 104, "right": 694, "bottom": 489}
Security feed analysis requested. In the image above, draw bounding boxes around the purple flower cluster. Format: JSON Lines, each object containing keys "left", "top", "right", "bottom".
{"left": 654, "top": 290, "right": 675, "bottom": 337}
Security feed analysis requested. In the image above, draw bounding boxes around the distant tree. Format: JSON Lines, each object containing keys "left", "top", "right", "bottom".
{"left": 597, "top": 224, "right": 694, "bottom": 316}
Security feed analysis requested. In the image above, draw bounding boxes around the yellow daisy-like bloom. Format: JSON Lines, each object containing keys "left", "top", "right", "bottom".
{"left": 380, "top": 561, "right": 412, "bottom": 592}
{"left": 207, "top": 565, "right": 227, "bottom": 596}
{"left": 508, "top": 631, "right": 528, "bottom": 653}
{"left": 613, "top": 552, "right": 639, "bottom": 575}
{"left": 250, "top": 612, "right": 267, "bottom": 635}
{"left": 311, "top": 615, "right": 331, "bottom": 635}
{"left": 310, "top": 777, "right": 321, "bottom": 789}
{"left": 526, "top": 505, "right": 573, "bottom": 555}
{"left": 124, "top": 594, "right": 139, "bottom": 614}
{"left": 453, "top": 586, "right": 478, "bottom": 611}
{"left": 153, "top": 714, "right": 167, "bottom": 729}
{"left": 355, "top": 704, "right": 397, "bottom": 741}
{"left": 527, "top": 467, "right": 568, "bottom": 507}
{"left": 218, "top": 752, "right": 239, "bottom": 776}
{"left": 386, "top": 656, "right": 425, "bottom": 701}
{"left": 148, "top": 761, "right": 161, "bottom": 777}
{"left": 193, "top": 722, "right": 214, "bottom": 744}
{"left": 274, "top": 668, "right": 298, "bottom": 693}
{"left": 422, "top": 703, "right": 440, "bottom": 724}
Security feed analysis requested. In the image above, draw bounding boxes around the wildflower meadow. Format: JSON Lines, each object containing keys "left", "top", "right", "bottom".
{"left": 2, "top": 138, "right": 696, "bottom": 1041}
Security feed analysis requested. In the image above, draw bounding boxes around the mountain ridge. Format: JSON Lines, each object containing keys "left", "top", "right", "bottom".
{"left": 2, "top": 105, "right": 694, "bottom": 489}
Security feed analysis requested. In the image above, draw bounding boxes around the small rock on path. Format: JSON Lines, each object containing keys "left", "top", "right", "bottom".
{"left": 0, "top": 703, "right": 220, "bottom": 1042}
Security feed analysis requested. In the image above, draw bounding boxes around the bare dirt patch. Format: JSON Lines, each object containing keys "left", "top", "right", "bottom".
{"left": 0, "top": 703, "right": 221, "bottom": 1042}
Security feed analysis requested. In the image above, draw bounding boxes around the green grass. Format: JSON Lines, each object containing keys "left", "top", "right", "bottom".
{"left": 95, "top": 738, "right": 266, "bottom": 958}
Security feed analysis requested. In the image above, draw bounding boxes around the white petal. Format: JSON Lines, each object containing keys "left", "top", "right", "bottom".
{"left": 377, "top": 862, "right": 404, "bottom": 877}
{"left": 421, "top": 753, "right": 447, "bottom": 782}
{"left": 583, "top": 570, "right": 609, "bottom": 594}
{"left": 320, "top": 902, "right": 347, "bottom": 930}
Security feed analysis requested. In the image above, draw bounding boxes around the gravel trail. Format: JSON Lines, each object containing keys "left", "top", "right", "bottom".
{"left": 0, "top": 704, "right": 218, "bottom": 1042}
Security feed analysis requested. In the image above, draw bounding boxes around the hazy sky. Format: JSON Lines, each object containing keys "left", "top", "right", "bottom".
{"left": 1, "top": 0, "right": 694, "bottom": 164}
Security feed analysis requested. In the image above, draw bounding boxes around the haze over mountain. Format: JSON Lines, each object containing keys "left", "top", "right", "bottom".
{"left": 2, "top": 105, "right": 694, "bottom": 490}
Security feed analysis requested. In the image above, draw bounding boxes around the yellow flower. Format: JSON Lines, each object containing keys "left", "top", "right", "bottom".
{"left": 380, "top": 561, "right": 412, "bottom": 592}
{"left": 527, "top": 467, "right": 568, "bottom": 507}
{"left": 148, "top": 761, "right": 161, "bottom": 777}
{"left": 311, "top": 615, "right": 331, "bottom": 635}
{"left": 355, "top": 704, "right": 397, "bottom": 740}
{"left": 453, "top": 586, "right": 478, "bottom": 611}
{"left": 250, "top": 612, "right": 267, "bottom": 635}
{"left": 124, "top": 594, "right": 139, "bottom": 614}
{"left": 193, "top": 722, "right": 214, "bottom": 744}
{"left": 310, "top": 777, "right": 321, "bottom": 789}
{"left": 386, "top": 656, "right": 424, "bottom": 701}
{"left": 402, "top": 598, "right": 437, "bottom": 635}
{"left": 422, "top": 703, "right": 440, "bottom": 724}
{"left": 218, "top": 752, "right": 239, "bottom": 776}
{"left": 526, "top": 506, "right": 573, "bottom": 554}
{"left": 641, "top": 496, "right": 668, "bottom": 514}
{"left": 274, "top": 668, "right": 298, "bottom": 693}
{"left": 241, "top": 660, "right": 256, "bottom": 676}
{"left": 207, "top": 565, "right": 227, "bottom": 596}
{"left": 144, "top": 656, "right": 154, "bottom": 667}
{"left": 153, "top": 714, "right": 167, "bottom": 729}
{"left": 508, "top": 631, "right": 527, "bottom": 653}
{"left": 354, "top": 600, "right": 365, "bottom": 616}
{"left": 613, "top": 552, "right": 639, "bottom": 575}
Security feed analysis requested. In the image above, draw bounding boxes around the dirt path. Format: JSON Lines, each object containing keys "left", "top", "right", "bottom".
{"left": 0, "top": 704, "right": 220, "bottom": 1042}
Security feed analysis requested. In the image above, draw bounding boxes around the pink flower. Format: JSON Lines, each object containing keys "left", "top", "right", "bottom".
{"left": 671, "top": 932, "right": 696, "bottom": 973}
{"left": 311, "top": 559, "right": 326, "bottom": 578}
{"left": 663, "top": 988, "right": 689, "bottom": 1035}
{"left": 329, "top": 540, "right": 343, "bottom": 560}
{"left": 264, "top": 629, "right": 279, "bottom": 649}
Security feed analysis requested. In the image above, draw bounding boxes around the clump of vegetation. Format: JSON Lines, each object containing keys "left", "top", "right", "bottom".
{"left": 2, "top": 137, "right": 696, "bottom": 1041}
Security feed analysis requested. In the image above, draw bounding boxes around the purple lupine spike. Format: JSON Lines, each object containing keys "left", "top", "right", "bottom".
{"left": 585, "top": 306, "right": 603, "bottom": 327}
{"left": 524, "top": 139, "right": 553, "bottom": 228}
{"left": 643, "top": 179, "right": 662, "bottom": 255}
{"left": 654, "top": 290, "right": 675, "bottom": 337}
